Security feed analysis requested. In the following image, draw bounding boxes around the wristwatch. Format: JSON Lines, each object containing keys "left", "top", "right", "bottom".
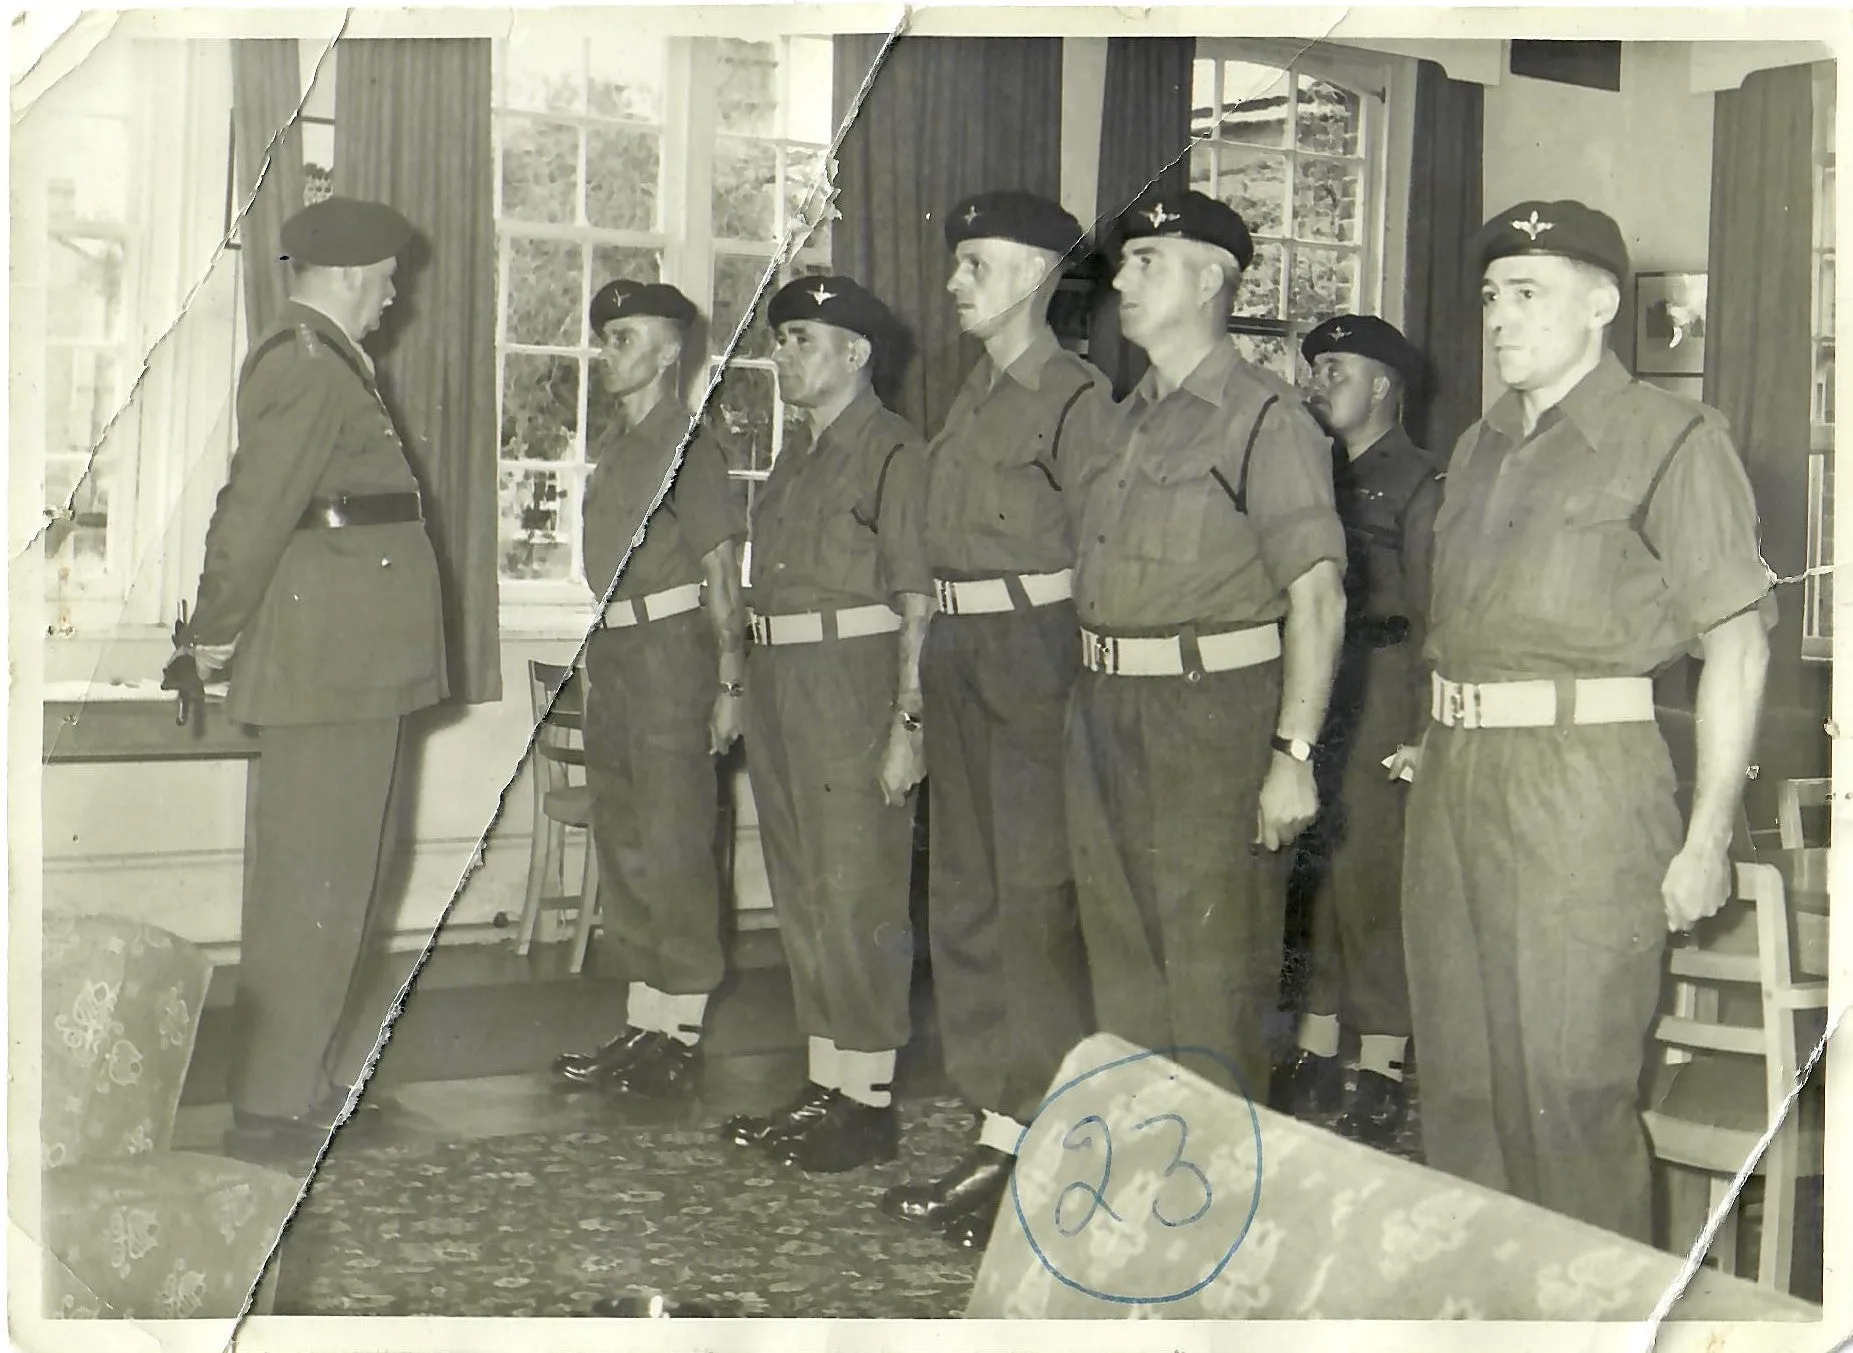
{"left": 720, "top": 680, "right": 745, "bottom": 698}
{"left": 1271, "top": 734, "right": 1315, "bottom": 764}
{"left": 898, "top": 710, "right": 924, "bottom": 733}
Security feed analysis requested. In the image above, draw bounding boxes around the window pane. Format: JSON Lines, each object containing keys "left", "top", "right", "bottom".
{"left": 49, "top": 117, "right": 131, "bottom": 221}
{"left": 501, "top": 353, "right": 581, "bottom": 461}
{"left": 585, "top": 126, "right": 661, "bottom": 230}
{"left": 505, "top": 238, "right": 584, "bottom": 346}
{"left": 787, "top": 38, "right": 837, "bottom": 143}
{"left": 1189, "top": 141, "right": 1215, "bottom": 194}
{"left": 1232, "top": 331, "right": 1294, "bottom": 382}
{"left": 501, "top": 116, "right": 579, "bottom": 224}
{"left": 712, "top": 253, "right": 775, "bottom": 358}
{"left": 1191, "top": 58, "right": 1219, "bottom": 138}
{"left": 1291, "top": 246, "right": 1360, "bottom": 318}
{"left": 1817, "top": 342, "right": 1836, "bottom": 424}
{"left": 1216, "top": 146, "right": 1288, "bottom": 239}
{"left": 47, "top": 233, "right": 127, "bottom": 343}
{"left": 1295, "top": 157, "right": 1364, "bottom": 244}
{"left": 498, "top": 467, "right": 575, "bottom": 581}
{"left": 587, "top": 33, "right": 666, "bottom": 121}
{"left": 713, "top": 137, "right": 779, "bottom": 241}
{"left": 708, "top": 362, "right": 778, "bottom": 477}
{"left": 1234, "top": 247, "right": 1284, "bottom": 319}
{"left": 1819, "top": 252, "right": 1836, "bottom": 339}
{"left": 1821, "top": 167, "right": 1836, "bottom": 244}
{"left": 715, "top": 39, "right": 781, "bottom": 137}
{"left": 590, "top": 245, "right": 662, "bottom": 291}
{"left": 1219, "top": 62, "right": 1290, "bottom": 147}
{"left": 785, "top": 145, "right": 831, "bottom": 249}
{"left": 46, "top": 349, "right": 119, "bottom": 454}
{"left": 1297, "top": 76, "right": 1362, "bottom": 156}
{"left": 504, "top": 31, "right": 583, "bottom": 112}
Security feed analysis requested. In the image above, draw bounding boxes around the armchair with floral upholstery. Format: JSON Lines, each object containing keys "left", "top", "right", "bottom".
{"left": 39, "top": 912, "right": 302, "bottom": 1319}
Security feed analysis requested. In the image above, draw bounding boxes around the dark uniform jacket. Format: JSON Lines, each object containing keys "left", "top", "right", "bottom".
{"left": 189, "top": 301, "right": 448, "bottom": 727}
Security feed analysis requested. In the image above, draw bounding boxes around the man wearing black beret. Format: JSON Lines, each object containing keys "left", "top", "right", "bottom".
{"left": 1062, "top": 188, "right": 1348, "bottom": 1102}
{"left": 879, "top": 190, "right": 1110, "bottom": 1248}
{"left": 547, "top": 279, "right": 747, "bottom": 1099}
{"left": 1402, "top": 199, "right": 1772, "bottom": 1239}
{"left": 720, "top": 275, "right": 934, "bottom": 1173}
{"left": 169, "top": 195, "right": 442, "bottom": 1165}
{"left": 1271, "top": 313, "right": 1443, "bottom": 1148}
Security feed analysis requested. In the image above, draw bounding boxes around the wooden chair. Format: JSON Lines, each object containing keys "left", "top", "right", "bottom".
{"left": 515, "top": 659, "right": 601, "bottom": 973}
{"left": 1776, "top": 777, "right": 1830, "bottom": 850}
{"left": 1644, "top": 861, "right": 1828, "bottom": 1292}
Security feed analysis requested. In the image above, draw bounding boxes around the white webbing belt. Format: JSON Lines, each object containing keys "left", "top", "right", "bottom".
{"left": 1430, "top": 672, "right": 1657, "bottom": 729}
{"left": 1079, "top": 623, "right": 1282, "bottom": 678}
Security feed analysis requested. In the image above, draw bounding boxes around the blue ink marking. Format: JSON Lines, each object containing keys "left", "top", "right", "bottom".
{"left": 1009, "top": 1045, "right": 1264, "bottom": 1306}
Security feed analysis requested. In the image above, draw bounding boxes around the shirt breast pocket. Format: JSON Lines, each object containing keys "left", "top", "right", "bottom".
{"left": 1120, "top": 445, "right": 1237, "bottom": 565}
{"left": 1550, "top": 486, "right": 1649, "bottom": 606}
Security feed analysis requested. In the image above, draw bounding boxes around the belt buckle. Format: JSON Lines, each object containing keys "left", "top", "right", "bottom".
{"left": 935, "top": 579, "right": 956, "bottom": 614}
{"left": 1442, "top": 681, "right": 1477, "bottom": 729}
{"left": 750, "top": 615, "right": 770, "bottom": 646}
{"left": 1088, "top": 631, "right": 1116, "bottom": 675}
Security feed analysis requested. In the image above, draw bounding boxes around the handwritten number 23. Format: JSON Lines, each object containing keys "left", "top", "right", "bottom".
{"left": 1054, "top": 1112, "right": 1212, "bottom": 1236}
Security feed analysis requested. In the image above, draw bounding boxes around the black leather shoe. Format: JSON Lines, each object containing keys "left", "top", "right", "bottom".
{"left": 1335, "top": 1070, "right": 1408, "bottom": 1147}
{"left": 1272, "top": 1049, "right": 1345, "bottom": 1118}
{"left": 722, "top": 1082, "right": 840, "bottom": 1150}
{"left": 554, "top": 1028, "right": 653, "bottom": 1086}
{"left": 771, "top": 1096, "right": 898, "bottom": 1173}
{"left": 880, "top": 1145, "right": 1014, "bottom": 1229}
{"left": 940, "top": 1198, "right": 1003, "bottom": 1251}
{"left": 606, "top": 1034, "right": 702, "bottom": 1098}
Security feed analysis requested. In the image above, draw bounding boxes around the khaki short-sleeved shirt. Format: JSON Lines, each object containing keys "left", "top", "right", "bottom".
{"left": 749, "top": 388, "right": 931, "bottom": 613}
{"left": 582, "top": 396, "right": 746, "bottom": 602}
{"left": 922, "top": 331, "right": 1111, "bottom": 575}
{"left": 1070, "top": 341, "right": 1346, "bottom": 632}
{"left": 1426, "top": 351, "right": 1774, "bottom": 682}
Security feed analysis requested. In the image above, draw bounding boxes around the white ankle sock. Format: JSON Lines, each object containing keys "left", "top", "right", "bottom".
{"left": 1358, "top": 1034, "right": 1408, "bottom": 1083}
{"left": 978, "top": 1110, "right": 1025, "bottom": 1156}
{"left": 836, "top": 1048, "right": 896, "bottom": 1108}
{"left": 807, "top": 1036, "right": 841, "bottom": 1091}
{"left": 1297, "top": 1012, "right": 1341, "bottom": 1060}
{"left": 659, "top": 992, "right": 709, "bottom": 1047}
{"left": 627, "top": 982, "right": 664, "bottom": 1033}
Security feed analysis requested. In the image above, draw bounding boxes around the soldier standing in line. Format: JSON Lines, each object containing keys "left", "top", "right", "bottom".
{"left": 879, "top": 190, "right": 1111, "bottom": 1250}
{"left": 548, "top": 280, "right": 747, "bottom": 1098}
{"left": 1272, "top": 314, "right": 1441, "bottom": 1147}
{"left": 720, "top": 275, "right": 934, "bottom": 1174}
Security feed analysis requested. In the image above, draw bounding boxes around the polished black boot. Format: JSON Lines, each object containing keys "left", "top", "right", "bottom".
{"left": 880, "top": 1145, "right": 1014, "bottom": 1232}
{"left": 771, "top": 1095, "right": 898, "bottom": 1173}
{"left": 1271, "top": 1048, "right": 1345, "bottom": 1118}
{"left": 721, "top": 1082, "right": 839, "bottom": 1150}
{"left": 1335, "top": 1070, "right": 1408, "bottom": 1148}
{"left": 606, "top": 1034, "right": 703, "bottom": 1098}
{"left": 553, "top": 1028, "right": 654, "bottom": 1087}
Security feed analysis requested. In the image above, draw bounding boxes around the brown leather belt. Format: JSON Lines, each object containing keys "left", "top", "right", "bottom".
{"left": 297, "top": 492, "right": 423, "bottom": 531}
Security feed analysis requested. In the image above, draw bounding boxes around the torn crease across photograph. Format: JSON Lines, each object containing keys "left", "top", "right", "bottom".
{"left": 5, "top": 4, "right": 1847, "bottom": 1351}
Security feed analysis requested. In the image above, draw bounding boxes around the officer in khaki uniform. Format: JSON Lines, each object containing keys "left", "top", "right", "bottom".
{"left": 1064, "top": 189, "right": 1348, "bottom": 1102}
{"left": 170, "top": 197, "right": 446, "bottom": 1165}
{"left": 549, "top": 281, "right": 747, "bottom": 1099}
{"left": 721, "top": 276, "right": 934, "bottom": 1174}
{"left": 1274, "top": 315, "right": 1441, "bottom": 1146}
{"left": 1405, "top": 200, "right": 1771, "bottom": 1240}
{"left": 880, "top": 191, "right": 1110, "bottom": 1249}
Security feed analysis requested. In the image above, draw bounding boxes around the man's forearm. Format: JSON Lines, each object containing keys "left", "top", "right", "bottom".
{"left": 894, "top": 591, "right": 934, "bottom": 713}
{"left": 701, "top": 541, "right": 746, "bottom": 684}
{"left": 1277, "top": 560, "right": 1346, "bottom": 745}
{"left": 1685, "top": 608, "right": 1770, "bottom": 850}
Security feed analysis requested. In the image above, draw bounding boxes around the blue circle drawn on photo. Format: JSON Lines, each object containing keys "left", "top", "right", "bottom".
{"left": 1007, "top": 1044, "right": 1264, "bottom": 1306}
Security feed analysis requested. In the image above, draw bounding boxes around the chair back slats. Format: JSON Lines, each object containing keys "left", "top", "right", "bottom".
{"left": 1775, "top": 777, "right": 1829, "bottom": 850}
{"left": 1652, "top": 1016, "right": 1764, "bottom": 1057}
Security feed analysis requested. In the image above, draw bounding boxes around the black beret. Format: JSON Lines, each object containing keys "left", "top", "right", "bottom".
{"left": 279, "top": 196, "right": 415, "bottom": 267}
{"left": 1301, "top": 314, "right": 1423, "bottom": 388}
{"left": 1473, "top": 199, "right": 1630, "bottom": 283}
{"left": 590, "top": 280, "right": 699, "bottom": 332}
{"left": 944, "top": 190, "right": 1087, "bottom": 257}
{"left": 765, "top": 274, "right": 895, "bottom": 348}
{"left": 1116, "top": 188, "right": 1254, "bottom": 272}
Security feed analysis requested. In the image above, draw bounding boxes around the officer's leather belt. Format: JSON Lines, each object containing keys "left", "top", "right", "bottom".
{"left": 297, "top": 492, "right": 423, "bottom": 531}
{"left": 1430, "top": 672, "right": 1657, "bottom": 730}
{"left": 1080, "top": 623, "right": 1281, "bottom": 678}
{"left": 748, "top": 604, "right": 902, "bottom": 646}
{"left": 934, "top": 569, "right": 1073, "bottom": 616}
{"left": 1348, "top": 614, "right": 1410, "bottom": 649}
{"left": 600, "top": 582, "right": 702, "bottom": 629}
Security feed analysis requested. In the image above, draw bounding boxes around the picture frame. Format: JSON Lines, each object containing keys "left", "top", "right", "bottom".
{"left": 1634, "top": 271, "right": 1708, "bottom": 376}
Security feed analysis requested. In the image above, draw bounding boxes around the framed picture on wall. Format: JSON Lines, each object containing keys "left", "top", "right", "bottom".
{"left": 1635, "top": 271, "right": 1708, "bottom": 376}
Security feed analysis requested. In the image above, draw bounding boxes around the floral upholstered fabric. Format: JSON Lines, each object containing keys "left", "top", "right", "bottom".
{"left": 965, "top": 1034, "right": 1820, "bottom": 1322}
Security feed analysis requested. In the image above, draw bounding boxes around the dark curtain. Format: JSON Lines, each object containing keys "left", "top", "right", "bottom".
{"left": 832, "top": 35, "right": 1064, "bottom": 432}
{"left": 1703, "top": 62, "right": 1825, "bottom": 818}
{"left": 230, "top": 39, "right": 307, "bottom": 342}
{"left": 334, "top": 38, "right": 502, "bottom": 705}
{"left": 1401, "top": 60, "right": 1484, "bottom": 458}
{"left": 1090, "top": 37, "right": 1196, "bottom": 396}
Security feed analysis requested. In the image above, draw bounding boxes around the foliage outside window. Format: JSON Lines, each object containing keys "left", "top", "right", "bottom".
{"left": 1803, "top": 63, "right": 1834, "bottom": 662}
{"left": 494, "top": 35, "right": 834, "bottom": 604}
{"left": 1190, "top": 45, "right": 1387, "bottom": 382}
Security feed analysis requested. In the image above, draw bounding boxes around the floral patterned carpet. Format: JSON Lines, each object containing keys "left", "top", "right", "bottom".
{"left": 274, "top": 1096, "right": 989, "bottom": 1318}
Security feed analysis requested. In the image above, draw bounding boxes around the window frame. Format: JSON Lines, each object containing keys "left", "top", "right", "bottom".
{"left": 1803, "top": 60, "right": 1835, "bottom": 664}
